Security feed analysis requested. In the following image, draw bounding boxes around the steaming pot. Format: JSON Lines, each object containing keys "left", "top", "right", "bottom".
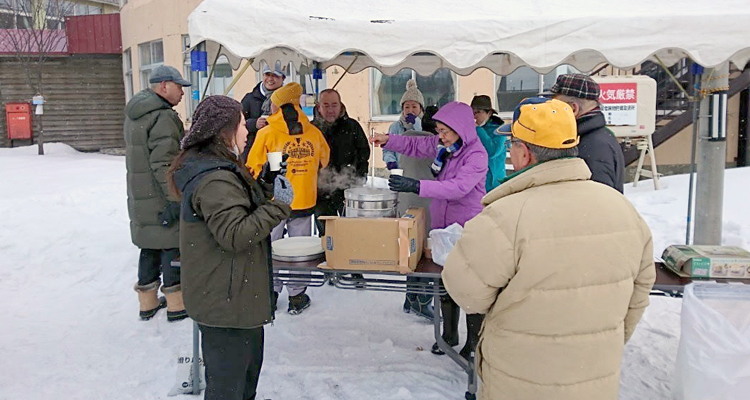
{"left": 344, "top": 187, "right": 398, "bottom": 218}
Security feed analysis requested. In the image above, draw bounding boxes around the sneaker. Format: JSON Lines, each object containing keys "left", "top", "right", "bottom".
{"left": 288, "top": 293, "right": 311, "bottom": 315}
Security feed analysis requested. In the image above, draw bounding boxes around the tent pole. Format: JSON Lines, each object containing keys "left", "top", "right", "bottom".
{"left": 202, "top": 45, "right": 223, "bottom": 101}
{"left": 685, "top": 62, "right": 700, "bottom": 244}
{"left": 331, "top": 55, "right": 359, "bottom": 90}
{"left": 223, "top": 58, "right": 254, "bottom": 96}
{"left": 693, "top": 63, "right": 730, "bottom": 245}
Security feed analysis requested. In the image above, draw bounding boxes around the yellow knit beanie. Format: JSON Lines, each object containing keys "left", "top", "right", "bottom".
{"left": 271, "top": 82, "right": 302, "bottom": 107}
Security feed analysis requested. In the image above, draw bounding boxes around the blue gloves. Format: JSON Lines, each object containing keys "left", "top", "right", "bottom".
{"left": 388, "top": 175, "right": 420, "bottom": 194}
{"left": 404, "top": 113, "right": 417, "bottom": 124}
{"left": 386, "top": 161, "right": 399, "bottom": 170}
{"left": 273, "top": 175, "right": 294, "bottom": 205}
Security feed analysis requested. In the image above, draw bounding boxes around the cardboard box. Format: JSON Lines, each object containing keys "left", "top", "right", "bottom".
{"left": 662, "top": 245, "right": 750, "bottom": 279}
{"left": 320, "top": 208, "right": 426, "bottom": 274}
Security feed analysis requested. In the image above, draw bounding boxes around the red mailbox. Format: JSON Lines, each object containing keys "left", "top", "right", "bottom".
{"left": 5, "top": 103, "right": 32, "bottom": 140}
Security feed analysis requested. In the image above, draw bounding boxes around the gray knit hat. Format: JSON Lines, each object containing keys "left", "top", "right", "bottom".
{"left": 181, "top": 95, "right": 242, "bottom": 149}
{"left": 400, "top": 79, "right": 424, "bottom": 109}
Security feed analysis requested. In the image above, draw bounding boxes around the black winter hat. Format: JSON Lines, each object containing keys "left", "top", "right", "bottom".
{"left": 181, "top": 95, "right": 242, "bottom": 149}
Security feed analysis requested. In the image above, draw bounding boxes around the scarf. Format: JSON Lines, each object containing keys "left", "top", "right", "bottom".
{"left": 430, "top": 138, "right": 463, "bottom": 177}
{"left": 312, "top": 104, "right": 347, "bottom": 136}
{"left": 259, "top": 84, "right": 275, "bottom": 116}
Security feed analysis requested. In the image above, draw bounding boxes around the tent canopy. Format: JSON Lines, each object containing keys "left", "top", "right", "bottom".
{"left": 188, "top": 0, "right": 750, "bottom": 75}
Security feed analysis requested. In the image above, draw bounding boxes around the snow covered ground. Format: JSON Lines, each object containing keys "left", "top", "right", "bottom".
{"left": 0, "top": 144, "right": 746, "bottom": 400}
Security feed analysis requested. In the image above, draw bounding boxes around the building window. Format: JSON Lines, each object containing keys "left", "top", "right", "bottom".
{"left": 371, "top": 68, "right": 456, "bottom": 118}
{"left": 139, "top": 40, "right": 164, "bottom": 89}
{"left": 73, "top": 4, "right": 100, "bottom": 15}
{"left": 124, "top": 48, "right": 134, "bottom": 102}
{"left": 183, "top": 36, "right": 235, "bottom": 120}
{"left": 495, "top": 65, "right": 580, "bottom": 114}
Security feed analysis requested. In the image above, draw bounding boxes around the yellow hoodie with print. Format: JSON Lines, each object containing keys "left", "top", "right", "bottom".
{"left": 246, "top": 105, "right": 330, "bottom": 211}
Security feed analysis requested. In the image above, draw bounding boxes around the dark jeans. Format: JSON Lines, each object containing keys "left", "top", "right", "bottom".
{"left": 137, "top": 248, "right": 180, "bottom": 287}
{"left": 199, "top": 324, "right": 265, "bottom": 400}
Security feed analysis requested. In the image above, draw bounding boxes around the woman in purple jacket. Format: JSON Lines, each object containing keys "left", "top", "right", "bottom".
{"left": 370, "top": 101, "right": 488, "bottom": 361}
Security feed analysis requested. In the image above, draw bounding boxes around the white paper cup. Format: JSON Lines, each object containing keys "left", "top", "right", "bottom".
{"left": 267, "top": 152, "right": 283, "bottom": 171}
{"left": 390, "top": 169, "right": 403, "bottom": 176}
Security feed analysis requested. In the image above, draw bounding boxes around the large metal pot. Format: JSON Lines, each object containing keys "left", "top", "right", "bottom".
{"left": 344, "top": 187, "right": 398, "bottom": 218}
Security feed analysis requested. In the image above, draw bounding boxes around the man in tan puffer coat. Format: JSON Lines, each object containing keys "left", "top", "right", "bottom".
{"left": 442, "top": 97, "right": 655, "bottom": 400}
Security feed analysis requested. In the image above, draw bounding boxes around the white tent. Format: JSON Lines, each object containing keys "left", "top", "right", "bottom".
{"left": 188, "top": 0, "right": 750, "bottom": 74}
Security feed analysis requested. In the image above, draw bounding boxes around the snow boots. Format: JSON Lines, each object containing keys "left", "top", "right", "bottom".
{"left": 431, "top": 295, "right": 485, "bottom": 361}
{"left": 432, "top": 294, "right": 460, "bottom": 354}
{"left": 161, "top": 284, "right": 188, "bottom": 322}
{"left": 403, "top": 293, "right": 436, "bottom": 321}
{"left": 288, "top": 291, "right": 311, "bottom": 315}
{"left": 459, "top": 313, "right": 485, "bottom": 362}
{"left": 134, "top": 280, "right": 166, "bottom": 320}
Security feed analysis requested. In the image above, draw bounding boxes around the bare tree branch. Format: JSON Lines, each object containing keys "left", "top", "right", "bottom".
{"left": 2, "top": 0, "right": 75, "bottom": 154}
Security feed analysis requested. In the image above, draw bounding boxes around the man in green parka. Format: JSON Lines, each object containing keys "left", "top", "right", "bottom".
{"left": 124, "top": 65, "right": 191, "bottom": 322}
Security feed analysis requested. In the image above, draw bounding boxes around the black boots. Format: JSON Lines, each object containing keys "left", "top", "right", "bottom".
{"left": 432, "top": 295, "right": 460, "bottom": 354}
{"left": 459, "top": 313, "right": 485, "bottom": 361}
{"left": 403, "top": 293, "right": 436, "bottom": 321}
{"left": 431, "top": 294, "right": 485, "bottom": 361}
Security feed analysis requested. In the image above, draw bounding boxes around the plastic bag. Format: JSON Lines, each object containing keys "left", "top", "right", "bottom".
{"left": 429, "top": 223, "right": 463, "bottom": 266}
{"left": 673, "top": 282, "right": 750, "bottom": 400}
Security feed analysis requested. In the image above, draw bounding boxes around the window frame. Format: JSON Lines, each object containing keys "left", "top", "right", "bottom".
{"left": 494, "top": 65, "right": 580, "bottom": 118}
{"left": 138, "top": 39, "right": 164, "bottom": 90}
{"left": 123, "top": 48, "right": 134, "bottom": 102}
{"left": 369, "top": 68, "right": 459, "bottom": 122}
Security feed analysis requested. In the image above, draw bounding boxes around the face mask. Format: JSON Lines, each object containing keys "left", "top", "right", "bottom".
{"left": 231, "top": 142, "right": 241, "bottom": 157}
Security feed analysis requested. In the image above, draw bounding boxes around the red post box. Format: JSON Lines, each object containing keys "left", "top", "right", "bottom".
{"left": 5, "top": 103, "right": 33, "bottom": 140}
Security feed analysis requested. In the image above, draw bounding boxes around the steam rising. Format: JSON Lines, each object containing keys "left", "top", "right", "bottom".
{"left": 318, "top": 166, "right": 366, "bottom": 193}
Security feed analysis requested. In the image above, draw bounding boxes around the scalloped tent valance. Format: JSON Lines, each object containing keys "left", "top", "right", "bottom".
{"left": 188, "top": 0, "right": 750, "bottom": 75}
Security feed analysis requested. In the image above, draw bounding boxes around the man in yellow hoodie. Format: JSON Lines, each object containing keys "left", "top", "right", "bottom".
{"left": 247, "top": 82, "right": 330, "bottom": 314}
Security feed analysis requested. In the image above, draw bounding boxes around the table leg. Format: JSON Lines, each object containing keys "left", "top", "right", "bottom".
{"left": 430, "top": 279, "right": 475, "bottom": 398}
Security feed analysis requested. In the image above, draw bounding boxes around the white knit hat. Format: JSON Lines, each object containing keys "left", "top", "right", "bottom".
{"left": 400, "top": 79, "right": 424, "bottom": 109}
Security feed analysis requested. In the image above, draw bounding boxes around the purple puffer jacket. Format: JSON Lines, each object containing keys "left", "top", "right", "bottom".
{"left": 384, "top": 101, "right": 488, "bottom": 229}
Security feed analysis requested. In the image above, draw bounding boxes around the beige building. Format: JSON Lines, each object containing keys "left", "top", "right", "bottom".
{"left": 120, "top": 0, "right": 748, "bottom": 170}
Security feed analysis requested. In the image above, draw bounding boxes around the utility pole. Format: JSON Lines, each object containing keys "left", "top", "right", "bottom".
{"left": 693, "top": 63, "right": 729, "bottom": 245}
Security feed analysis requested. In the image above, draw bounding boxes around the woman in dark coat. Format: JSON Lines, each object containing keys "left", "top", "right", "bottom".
{"left": 167, "top": 95, "right": 293, "bottom": 400}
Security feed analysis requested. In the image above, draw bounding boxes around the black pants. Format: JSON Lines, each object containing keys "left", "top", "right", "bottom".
{"left": 199, "top": 324, "right": 265, "bottom": 400}
{"left": 315, "top": 192, "right": 345, "bottom": 236}
{"left": 137, "top": 248, "right": 180, "bottom": 287}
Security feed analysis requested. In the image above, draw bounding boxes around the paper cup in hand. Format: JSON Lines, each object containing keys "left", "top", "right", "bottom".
{"left": 390, "top": 169, "right": 403, "bottom": 176}
{"left": 267, "top": 152, "right": 284, "bottom": 171}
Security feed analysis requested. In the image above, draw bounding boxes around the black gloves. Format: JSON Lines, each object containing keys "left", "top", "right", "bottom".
{"left": 260, "top": 154, "right": 289, "bottom": 184}
{"left": 388, "top": 175, "right": 420, "bottom": 194}
{"left": 158, "top": 201, "right": 181, "bottom": 227}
